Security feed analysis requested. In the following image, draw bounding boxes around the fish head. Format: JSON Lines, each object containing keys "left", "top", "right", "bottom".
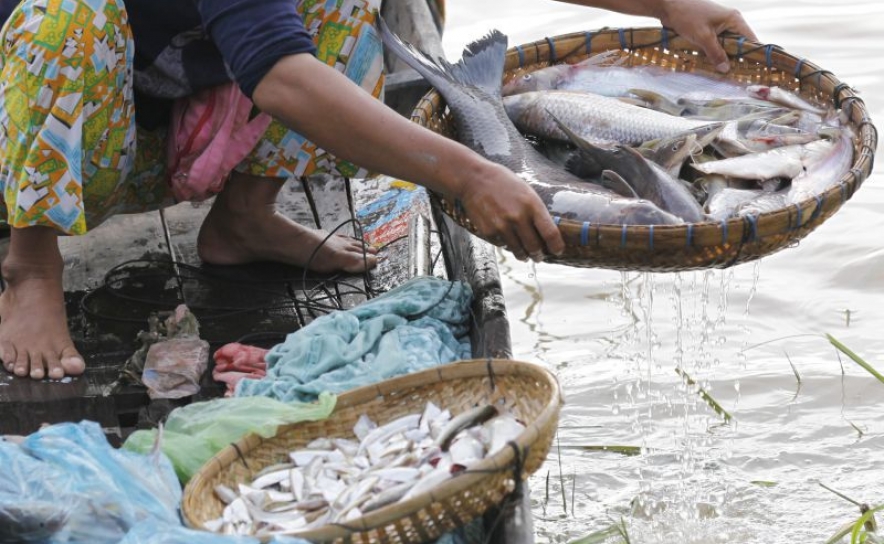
{"left": 501, "top": 68, "right": 563, "bottom": 96}
{"left": 502, "top": 93, "right": 542, "bottom": 124}
{"left": 642, "top": 133, "right": 699, "bottom": 172}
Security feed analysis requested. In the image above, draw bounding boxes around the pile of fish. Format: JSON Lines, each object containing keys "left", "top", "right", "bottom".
{"left": 204, "top": 402, "right": 525, "bottom": 537}
{"left": 380, "top": 21, "right": 855, "bottom": 227}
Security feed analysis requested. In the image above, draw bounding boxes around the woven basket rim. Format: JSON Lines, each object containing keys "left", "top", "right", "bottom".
{"left": 410, "top": 26, "right": 877, "bottom": 268}
{"left": 182, "top": 358, "right": 563, "bottom": 541}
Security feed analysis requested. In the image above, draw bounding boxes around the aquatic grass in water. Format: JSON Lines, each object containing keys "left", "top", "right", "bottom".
{"left": 674, "top": 367, "right": 733, "bottom": 423}
{"left": 828, "top": 335, "right": 884, "bottom": 385}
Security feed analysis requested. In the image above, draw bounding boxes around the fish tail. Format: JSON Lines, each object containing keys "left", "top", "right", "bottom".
{"left": 379, "top": 16, "right": 507, "bottom": 96}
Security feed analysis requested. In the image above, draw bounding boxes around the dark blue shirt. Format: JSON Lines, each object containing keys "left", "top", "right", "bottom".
{"left": 1, "top": 0, "right": 317, "bottom": 127}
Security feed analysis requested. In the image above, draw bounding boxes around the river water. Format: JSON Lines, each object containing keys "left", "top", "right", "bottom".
{"left": 440, "top": 1, "right": 883, "bottom": 542}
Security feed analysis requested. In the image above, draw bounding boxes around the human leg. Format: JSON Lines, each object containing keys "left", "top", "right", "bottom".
{"left": 0, "top": 227, "right": 83, "bottom": 379}
{"left": 0, "top": 0, "right": 137, "bottom": 379}
{"left": 195, "top": 0, "right": 386, "bottom": 274}
{"left": 197, "top": 171, "right": 377, "bottom": 273}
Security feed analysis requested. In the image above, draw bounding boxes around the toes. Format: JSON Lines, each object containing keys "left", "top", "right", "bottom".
{"left": 60, "top": 346, "right": 85, "bottom": 376}
{"left": 13, "top": 349, "right": 29, "bottom": 378}
{"left": 343, "top": 253, "right": 378, "bottom": 274}
{"left": 45, "top": 350, "right": 64, "bottom": 380}
{"left": 0, "top": 342, "right": 14, "bottom": 373}
{"left": 29, "top": 353, "right": 45, "bottom": 380}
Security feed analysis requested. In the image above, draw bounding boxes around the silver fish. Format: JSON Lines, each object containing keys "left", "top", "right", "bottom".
{"left": 701, "top": 176, "right": 765, "bottom": 220}
{"left": 638, "top": 131, "right": 703, "bottom": 177}
{"left": 435, "top": 404, "right": 499, "bottom": 451}
{"left": 379, "top": 20, "right": 684, "bottom": 227}
{"left": 557, "top": 119, "right": 706, "bottom": 223}
{"left": 693, "top": 137, "right": 839, "bottom": 180}
{"left": 362, "top": 481, "right": 417, "bottom": 513}
{"left": 788, "top": 128, "right": 855, "bottom": 203}
{"left": 735, "top": 190, "right": 790, "bottom": 217}
{"left": 747, "top": 85, "right": 829, "bottom": 115}
{"left": 501, "top": 53, "right": 751, "bottom": 103}
{"left": 503, "top": 90, "right": 722, "bottom": 147}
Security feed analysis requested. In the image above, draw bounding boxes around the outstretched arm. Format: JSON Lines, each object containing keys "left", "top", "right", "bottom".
{"left": 252, "top": 53, "right": 565, "bottom": 262}
{"left": 554, "top": 0, "right": 758, "bottom": 72}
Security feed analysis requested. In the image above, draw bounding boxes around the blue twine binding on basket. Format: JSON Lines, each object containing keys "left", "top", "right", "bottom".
{"left": 661, "top": 27, "right": 670, "bottom": 50}
{"left": 764, "top": 44, "right": 775, "bottom": 68}
{"left": 516, "top": 45, "right": 526, "bottom": 67}
{"left": 546, "top": 37, "right": 557, "bottom": 64}
{"left": 584, "top": 31, "right": 593, "bottom": 53}
{"left": 580, "top": 221, "right": 590, "bottom": 246}
{"left": 792, "top": 203, "right": 803, "bottom": 230}
{"left": 720, "top": 219, "right": 728, "bottom": 244}
{"left": 794, "top": 58, "right": 806, "bottom": 78}
{"left": 736, "top": 36, "right": 746, "bottom": 58}
{"left": 553, "top": 215, "right": 562, "bottom": 226}
{"left": 840, "top": 183, "right": 848, "bottom": 203}
{"left": 618, "top": 28, "right": 628, "bottom": 50}
{"left": 850, "top": 167, "right": 863, "bottom": 185}
{"left": 620, "top": 225, "right": 628, "bottom": 247}
{"left": 744, "top": 214, "right": 758, "bottom": 241}
{"left": 686, "top": 223, "right": 694, "bottom": 247}
{"left": 648, "top": 225, "right": 655, "bottom": 250}
{"left": 809, "top": 195, "right": 824, "bottom": 222}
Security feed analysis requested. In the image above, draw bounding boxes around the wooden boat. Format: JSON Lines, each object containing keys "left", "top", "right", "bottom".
{"left": 0, "top": 1, "right": 533, "bottom": 542}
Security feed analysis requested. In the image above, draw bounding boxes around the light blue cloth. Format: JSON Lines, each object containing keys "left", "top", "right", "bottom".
{"left": 236, "top": 277, "right": 473, "bottom": 402}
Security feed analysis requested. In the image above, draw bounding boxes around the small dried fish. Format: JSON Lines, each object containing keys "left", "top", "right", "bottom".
{"left": 206, "top": 401, "right": 526, "bottom": 536}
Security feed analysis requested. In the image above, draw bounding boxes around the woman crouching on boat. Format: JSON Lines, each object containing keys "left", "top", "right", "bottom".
{"left": 0, "top": 0, "right": 756, "bottom": 380}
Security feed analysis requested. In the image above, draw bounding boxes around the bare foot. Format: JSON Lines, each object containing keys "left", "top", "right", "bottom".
{"left": 0, "top": 246, "right": 85, "bottom": 380}
{"left": 196, "top": 175, "right": 377, "bottom": 274}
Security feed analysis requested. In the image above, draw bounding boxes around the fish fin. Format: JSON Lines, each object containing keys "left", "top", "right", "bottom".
{"left": 628, "top": 89, "right": 685, "bottom": 116}
{"left": 576, "top": 50, "right": 625, "bottom": 68}
{"left": 601, "top": 170, "right": 640, "bottom": 199}
{"left": 548, "top": 110, "right": 608, "bottom": 178}
{"left": 378, "top": 16, "right": 507, "bottom": 96}
{"left": 564, "top": 149, "right": 603, "bottom": 179}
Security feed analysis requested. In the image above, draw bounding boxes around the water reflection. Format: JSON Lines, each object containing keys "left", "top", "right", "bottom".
{"left": 442, "top": 1, "right": 883, "bottom": 542}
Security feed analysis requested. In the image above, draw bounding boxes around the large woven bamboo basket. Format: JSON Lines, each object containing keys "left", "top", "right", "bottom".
{"left": 413, "top": 27, "right": 878, "bottom": 271}
{"left": 182, "top": 359, "right": 562, "bottom": 543}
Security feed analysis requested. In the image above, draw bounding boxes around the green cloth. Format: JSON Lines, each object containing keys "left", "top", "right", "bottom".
{"left": 123, "top": 393, "right": 336, "bottom": 483}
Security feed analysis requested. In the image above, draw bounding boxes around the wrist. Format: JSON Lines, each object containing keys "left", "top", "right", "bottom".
{"left": 436, "top": 147, "right": 497, "bottom": 202}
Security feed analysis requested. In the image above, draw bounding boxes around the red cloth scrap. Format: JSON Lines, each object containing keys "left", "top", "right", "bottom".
{"left": 212, "top": 342, "right": 268, "bottom": 396}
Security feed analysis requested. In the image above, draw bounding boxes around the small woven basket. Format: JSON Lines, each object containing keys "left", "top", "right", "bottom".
{"left": 413, "top": 27, "right": 878, "bottom": 271}
{"left": 182, "top": 359, "right": 562, "bottom": 543}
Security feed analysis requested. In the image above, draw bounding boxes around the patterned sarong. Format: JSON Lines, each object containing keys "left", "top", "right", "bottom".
{"left": 0, "top": 0, "right": 387, "bottom": 233}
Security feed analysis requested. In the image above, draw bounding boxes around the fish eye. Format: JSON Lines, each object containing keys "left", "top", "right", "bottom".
{"left": 522, "top": 74, "right": 533, "bottom": 81}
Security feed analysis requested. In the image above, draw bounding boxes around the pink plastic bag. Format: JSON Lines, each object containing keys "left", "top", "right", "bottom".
{"left": 142, "top": 338, "right": 210, "bottom": 399}
{"left": 167, "top": 82, "right": 273, "bottom": 202}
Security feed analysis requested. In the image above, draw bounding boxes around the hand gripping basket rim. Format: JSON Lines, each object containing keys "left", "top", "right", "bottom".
{"left": 182, "top": 359, "right": 563, "bottom": 543}
{"left": 411, "top": 27, "right": 877, "bottom": 272}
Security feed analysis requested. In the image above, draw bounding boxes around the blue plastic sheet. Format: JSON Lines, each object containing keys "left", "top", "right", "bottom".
{"left": 0, "top": 421, "right": 313, "bottom": 544}
{"left": 118, "top": 522, "right": 309, "bottom": 544}
{"left": 0, "top": 421, "right": 180, "bottom": 543}
{"left": 236, "top": 277, "right": 472, "bottom": 402}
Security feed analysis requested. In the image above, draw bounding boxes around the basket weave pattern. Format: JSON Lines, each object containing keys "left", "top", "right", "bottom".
{"left": 413, "top": 28, "right": 877, "bottom": 271}
{"left": 182, "top": 360, "right": 562, "bottom": 543}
